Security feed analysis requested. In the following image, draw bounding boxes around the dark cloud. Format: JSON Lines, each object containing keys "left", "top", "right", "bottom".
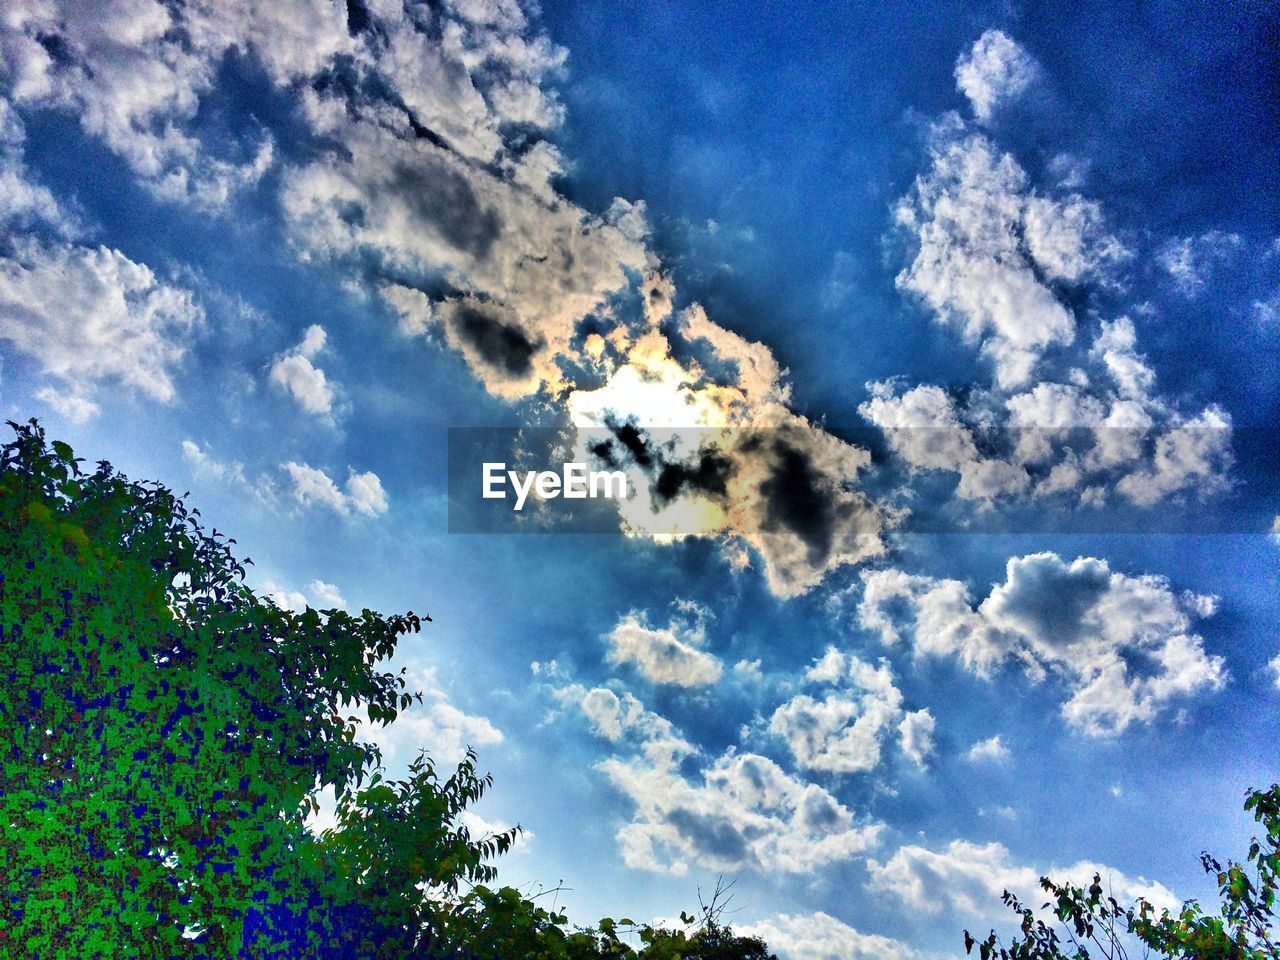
{"left": 757, "top": 438, "right": 841, "bottom": 565}
{"left": 450, "top": 303, "right": 540, "bottom": 377}
{"left": 344, "top": 0, "right": 371, "bottom": 36}
{"left": 394, "top": 160, "right": 502, "bottom": 259}
{"left": 665, "top": 807, "right": 750, "bottom": 864}
{"left": 654, "top": 450, "right": 734, "bottom": 505}
{"left": 611, "top": 422, "right": 654, "bottom": 468}
{"left": 985, "top": 553, "right": 1112, "bottom": 650}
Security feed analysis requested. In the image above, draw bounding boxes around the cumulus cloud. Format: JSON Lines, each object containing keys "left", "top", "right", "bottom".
{"left": 873, "top": 56, "right": 1233, "bottom": 514}
{"left": 268, "top": 1, "right": 886, "bottom": 596}
{"left": 0, "top": 238, "right": 202, "bottom": 412}
{"left": 736, "top": 912, "right": 924, "bottom": 960}
{"left": 605, "top": 606, "right": 723, "bottom": 687}
{"left": 269, "top": 324, "right": 335, "bottom": 417}
{"left": 568, "top": 313, "right": 885, "bottom": 596}
{"left": 258, "top": 577, "right": 345, "bottom": 612}
{"left": 556, "top": 684, "right": 882, "bottom": 875}
{"left": 867, "top": 838, "right": 1179, "bottom": 918}
{"left": 361, "top": 666, "right": 502, "bottom": 768}
{"left": 955, "top": 30, "right": 1041, "bottom": 123}
{"left": 0, "top": 1, "right": 280, "bottom": 207}
{"left": 898, "top": 709, "right": 936, "bottom": 769}
{"left": 1268, "top": 653, "right": 1280, "bottom": 690}
{"left": 858, "top": 552, "right": 1227, "bottom": 735}
{"left": 894, "top": 125, "right": 1123, "bottom": 390}
{"left": 282, "top": 461, "right": 388, "bottom": 517}
{"left": 769, "top": 648, "right": 927, "bottom": 774}
{"left": 966, "top": 735, "right": 1010, "bottom": 763}
{"left": 2, "top": 0, "right": 890, "bottom": 597}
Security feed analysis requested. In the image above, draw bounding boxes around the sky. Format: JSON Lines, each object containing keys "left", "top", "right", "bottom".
{"left": 1, "top": 1, "right": 1278, "bottom": 957}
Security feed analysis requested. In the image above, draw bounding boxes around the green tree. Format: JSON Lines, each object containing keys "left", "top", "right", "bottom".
{"left": 0, "top": 419, "right": 431, "bottom": 956}
{"left": 0, "top": 420, "right": 779, "bottom": 960}
{"left": 964, "top": 785, "right": 1280, "bottom": 960}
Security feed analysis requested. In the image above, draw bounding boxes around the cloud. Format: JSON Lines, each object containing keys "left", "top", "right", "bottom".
{"left": 306, "top": 579, "right": 346, "bottom": 608}
{"left": 955, "top": 30, "right": 1041, "bottom": 123}
{"left": 0, "top": 98, "right": 79, "bottom": 236}
{"left": 258, "top": 577, "right": 344, "bottom": 612}
{"left": 557, "top": 684, "right": 882, "bottom": 875}
{"left": 460, "top": 809, "right": 533, "bottom": 855}
{"left": 866, "top": 838, "right": 1179, "bottom": 919}
{"left": 1158, "top": 231, "right": 1243, "bottom": 296}
{"left": 894, "top": 124, "right": 1124, "bottom": 390}
{"left": 769, "top": 649, "right": 921, "bottom": 774}
{"left": 568, "top": 320, "right": 886, "bottom": 596}
{"left": 282, "top": 461, "right": 388, "bottom": 517}
{"left": 898, "top": 709, "right": 936, "bottom": 769}
{"left": 0, "top": 238, "right": 202, "bottom": 412}
{"left": 1268, "top": 653, "right": 1280, "bottom": 690}
{"left": 34, "top": 386, "right": 99, "bottom": 424}
{"left": 361, "top": 666, "right": 503, "bottom": 768}
{"left": 735, "top": 912, "right": 924, "bottom": 960}
{"left": 269, "top": 324, "right": 335, "bottom": 417}
{"left": 872, "top": 48, "right": 1233, "bottom": 513}
{"left": 966, "top": 735, "right": 1010, "bottom": 763}
{"left": 1, "top": 0, "right": 891, "bottom": 598}
{"left": 858, "top": 552, "right": 1227, "bottom": 735}
{"left": 1, "top": 1, "right": 280, "bottom": 208}
{"left": 605, "top": 606, "right": 723, "bottom": 687}
{"left": 264, "top": 1, "right": 887, "bottom": 596}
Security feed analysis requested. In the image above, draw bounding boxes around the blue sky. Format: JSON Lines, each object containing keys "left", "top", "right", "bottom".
{"left": 1, "top": 1, "right": 1278, "bottom": 956}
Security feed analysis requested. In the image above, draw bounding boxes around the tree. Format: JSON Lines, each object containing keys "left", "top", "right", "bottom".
{"left": 964, "top": 785, "right": 1280, "bottom": 960}
{"left": 0, "top": 420, "right": 778, "bottom": 959}
{"left": 0, "top": 419, "right": 433, "bottom": 956}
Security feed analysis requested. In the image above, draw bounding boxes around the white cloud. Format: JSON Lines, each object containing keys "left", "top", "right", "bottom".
{"left": 734, "top": 659, "right": 764, "bottom": 682}
{"left": 558, "top": 684, "right": 882, "bottom": 875}
{"left": 269, "top": 324, "right": 335, "bottom": 416}
{"left": 282, "top": 461, "right": 388, "bottom": 517}
{"left": 858, "top": 552, "right": 1227, "bottom": 735}
{"left": 867, "top": 838, "right": 1179, "bottom": 919}
{"left": 605, "top": 608, "right": 723, "bottom": 687}
{"left": 769, "top": 650, "right": 910, "bottom": 774}
{"left": 736, "top": 912, "right": 924, "bottom": 960}
{"left": 874, "top": 75, "right": 1232, "bottom": 514}
{"left": 0, "top": 98, "right": 79, "bottom": 236}
{"left": 966, "top": 735, "right": 1010, "bottom": 763}
{"left": 862, "top": 338, "right": 1232, "bottom": 510}
{"left": 1267, "top": 653, "right": 1280, "bottom": 690}
{"left": 257, "top": 577, "right": 344, "bottom": 612}
{"left": 0, "top": 239, "right": 202, "bottom": 410}
{"left": 894, "top": 127, "right": 1123, "bottom": 390}
{"left": 859, "top": 381, "right": 979, "bottom": 473}
{"left": 898, "top": 709, "right": 936, "bottom": 769}
{"left": 361, "top": 666, "right": 502, "bottom": 768}
{"left": 955, "top": 30, "right": 1040, "bottom": 123}
{"left": 34, "top": 386, "right": 99, "bottom": 423}
{"left": 1, "top": 1, "right": 281, "bottom": 208}
{"left": 1158, "top": 231, "right": 1243, "bottom": 295}
{"left": 307, "top": 579, "right": 345, "bottom": 608}
{"left": 460, "top": 809, "right": 533, "bottom": 855}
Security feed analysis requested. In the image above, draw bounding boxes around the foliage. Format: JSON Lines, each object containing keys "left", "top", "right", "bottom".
{"left": 427, "top": 877, "right": 778, "bottom": 960}
{"left": 0, "top": 419, "right": 430, "bottom": 956}
{"left": 964, "top": 785, "right": 1280, "bottom": 960}
{"left": 0, "top": 420, "right": 777, "bottom": 960}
